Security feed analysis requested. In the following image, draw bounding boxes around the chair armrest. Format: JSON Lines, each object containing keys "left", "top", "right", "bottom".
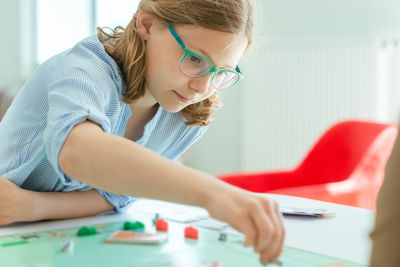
{"left": 218, "top": 170, "right": 298, "bottom": 192}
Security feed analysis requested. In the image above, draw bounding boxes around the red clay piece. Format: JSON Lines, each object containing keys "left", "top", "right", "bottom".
{"left": 155, "top": 219, "right": 168, "bottom": 231}
{"left": 184, "top": 226, "right": 198, "bottom": 239}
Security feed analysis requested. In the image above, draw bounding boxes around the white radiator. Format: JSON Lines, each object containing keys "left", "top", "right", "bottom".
{"left": 241, "top": 38, "right": 389, "bottom": 171}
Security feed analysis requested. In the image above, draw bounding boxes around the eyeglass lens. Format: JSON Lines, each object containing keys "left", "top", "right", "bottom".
{"left": 180, "top": 54, "right": 238, "bottom": 90}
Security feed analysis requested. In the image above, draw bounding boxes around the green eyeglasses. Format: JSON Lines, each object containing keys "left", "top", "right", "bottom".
{"left": 167, "top": 24, "right": 244, "bottom": 90}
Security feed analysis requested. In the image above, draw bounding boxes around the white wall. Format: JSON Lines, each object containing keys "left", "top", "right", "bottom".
{"left": 0, "top": 1, "right": 21, "bottom": 90}
{"left": 259, "top": 0, "right": 400, "bottom": 38}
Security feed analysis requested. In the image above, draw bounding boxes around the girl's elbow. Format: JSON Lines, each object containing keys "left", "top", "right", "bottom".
{"left": 58, "top": 126, "right": 83, "bottom": 175}
{"left": 58, "top": 140, "right": 77, "bottom": 175}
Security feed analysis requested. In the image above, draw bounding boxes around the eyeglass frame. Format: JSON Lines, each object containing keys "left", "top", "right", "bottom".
{"left": 167, "top": 24, "right": 244, "bottom": 90}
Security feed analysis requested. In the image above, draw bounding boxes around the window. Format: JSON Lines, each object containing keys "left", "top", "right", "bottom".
{"left": 36, "top": 0, "right": 140, "bottom": 63}
{"left": 96, "top": 0, "right": 139, "bottom": 30}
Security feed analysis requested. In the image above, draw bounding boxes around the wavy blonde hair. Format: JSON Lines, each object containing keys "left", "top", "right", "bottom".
{"left": 97, "top": 0, "right": 255, "bottom": 126}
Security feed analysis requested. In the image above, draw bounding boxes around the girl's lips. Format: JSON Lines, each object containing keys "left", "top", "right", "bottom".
{"left": 173, "top": 91, "right": 189, "bottom": 103}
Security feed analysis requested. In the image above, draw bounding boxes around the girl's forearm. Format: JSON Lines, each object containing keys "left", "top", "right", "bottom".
{"left": 29, "top": 189, "right": 114, "bottom": 221}
{"left": 59, "top": 121, "right": 233, "bottom": 210}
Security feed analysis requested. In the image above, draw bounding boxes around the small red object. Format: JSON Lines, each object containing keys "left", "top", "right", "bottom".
{"left": 184, "top": 226, "right": 198, "bottom": 239}
{"left": 155, "top": 219, "right": 168, "bottom": 231}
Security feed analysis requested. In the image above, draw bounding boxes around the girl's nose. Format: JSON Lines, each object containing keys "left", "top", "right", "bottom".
{"left": 189, "top": 73, "right": 213, "bottom": 94}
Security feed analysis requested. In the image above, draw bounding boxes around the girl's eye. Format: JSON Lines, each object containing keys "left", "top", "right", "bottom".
{"left": 189, "top": 55, "right": 202, "bottom": 64}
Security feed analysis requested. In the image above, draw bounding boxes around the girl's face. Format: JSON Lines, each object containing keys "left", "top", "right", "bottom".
{"left": 136, "top": 14, "right": 248, "bottom": 113}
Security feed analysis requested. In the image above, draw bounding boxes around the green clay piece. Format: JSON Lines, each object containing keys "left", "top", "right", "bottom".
{"left": 123, "top": 221, "right": 145, "bottom": 230}
{"left": 2, "top": 240, "right": 28, "bottom": 247}
{"left": 77, "top": 226, "right": 97, "bottom": 236}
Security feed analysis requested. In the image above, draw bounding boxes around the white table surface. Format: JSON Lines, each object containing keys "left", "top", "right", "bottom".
{"left": 0, "top": 193, "right": 375, "bottom": 265}
{"left": 266, "top": 194, "right": 375, "bottom": 265}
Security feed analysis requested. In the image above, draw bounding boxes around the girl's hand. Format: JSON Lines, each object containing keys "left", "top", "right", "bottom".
{"left": 0, "top": 176, "right": 35, "bottom": 225}
{"left": 205, "top": 187, "right": 285, "bottom": 265}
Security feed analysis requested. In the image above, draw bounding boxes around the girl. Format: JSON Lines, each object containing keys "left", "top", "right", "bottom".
{"left": 0, "top": 0, "right": 284, "bottom": 264}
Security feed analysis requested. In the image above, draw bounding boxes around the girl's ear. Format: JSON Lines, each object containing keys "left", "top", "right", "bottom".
{"left": 135, "top": 12, "right": 156, "bottom": 40}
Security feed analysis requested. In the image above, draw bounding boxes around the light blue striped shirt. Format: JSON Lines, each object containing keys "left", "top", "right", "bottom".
{"left": 0, "top": 35, "right": 208, "bottom": 212}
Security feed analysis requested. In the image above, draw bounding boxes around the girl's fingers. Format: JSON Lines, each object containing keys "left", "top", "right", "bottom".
{"left": 259, "top": 199, "right": 285, "bottom": 264}
{"left": 251, "top": 202, "right": 273, "bottom": 253}
{"left": 274, "top": 201, "right": 286, "bottom": 250}
{"left": 270, "top": 203, "right": 286, "bottom": 261}
{"left": 242, "top": 219, "right": 257, "bottom": 247}
{"left": 230, "top": 209, "right": 257, "bottom": 248}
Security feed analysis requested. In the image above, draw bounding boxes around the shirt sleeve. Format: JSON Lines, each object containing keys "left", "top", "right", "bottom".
{"left": 95, "top": 190, "right": 139, "bottom": 213}
{"left": 43, "top": 44, "right": 115, "bottom": 188}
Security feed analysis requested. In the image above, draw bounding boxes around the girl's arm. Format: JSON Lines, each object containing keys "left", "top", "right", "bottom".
{"left": 0, "top": 177, "right": 113, "bottom": 225}
{"left": 59, "top": 120, "right": 285, "bottom": 265}
{"left": 33, "top": 189, "right": 114, "bottom": 220}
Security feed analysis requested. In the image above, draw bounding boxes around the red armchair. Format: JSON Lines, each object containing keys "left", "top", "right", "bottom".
{"left": 219, "top": 120, "right": 398, "bottom": 210}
